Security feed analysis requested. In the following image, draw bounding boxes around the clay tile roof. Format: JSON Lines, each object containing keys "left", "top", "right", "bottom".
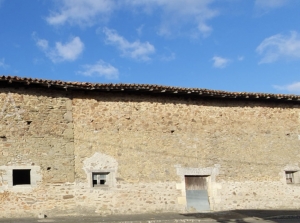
{"left": 0, "top": 75, "right": 300, "bottom": 102}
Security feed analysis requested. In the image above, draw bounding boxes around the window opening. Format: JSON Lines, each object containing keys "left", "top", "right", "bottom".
{"left": 92, "top": 172, "right": 109, "bottom": 187}
{"left": 13, "top": 169, "right": 31, "bottom": 186}
{"left": 285, "top": 171, "right": 295, "bottom": 184}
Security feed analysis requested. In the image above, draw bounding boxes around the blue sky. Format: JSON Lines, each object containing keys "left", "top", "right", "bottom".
{"left": 1, "top": 0, "right": 300, "bottom": 94}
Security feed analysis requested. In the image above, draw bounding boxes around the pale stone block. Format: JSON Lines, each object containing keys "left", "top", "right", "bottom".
{"left": 66, "top": 100, "right": 72, "bottom": 111}
{"left": 63, "top": 129, "right": 74, "bottom": 139}
{"left": 177, "top": 196, "right": 186, "bottom": 205}
{"left": 64, "top": 111, "right": 73, "bottom": 122}
{"left": 176, "top": 183, "right": 183, "bottom": 190}
{"left": 38, "top": 213, "right": 45, "bottom": 218}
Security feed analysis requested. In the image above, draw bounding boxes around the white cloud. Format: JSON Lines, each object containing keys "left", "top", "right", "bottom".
{"left": 255, "top": 0, "right": 288, "bottom": 9}
{"left": 254, "top": 0, "right": 289, "bottom": 15}
{"left": 33, "top": 34, "right": 84, "bottom": 63}
{"left": 36, "top": 39, "right": 49, "bottom": 51}
{"left": 46, "top": 0, "right": 115, "bottom": 26}
{"left": 212, "top": 56, "right": 230, "bottom": 68}
{"left": 0, "top": 58, "right": 9, "bottom": 69}
{"left": 78, "top": 60, "right": 119, "bottom": 79}
{"left": 136, "top": 24, "right": 144, "bottom": 36}
{"left": 237, "top": 56, "right": 244, "bottom": 61}
{"left": 161, "top": 52, "right": 176, "bottom": 62}
{"left": 256, "top": 31, "right": 300, "bottom": 64}
{"left": 103, "top": 27, "right": 155, "bottom": 61}
{"left": 54, "top": 37, "right": 84, "bottom": 61}
{"left": 273, "top": 82, "right": 300, "bottom": 94}
{"left": 46, "top": 0, "right": 218, "bottom": 37}
{"left": 125, "top": 0, "right": 218, "bottom": 37}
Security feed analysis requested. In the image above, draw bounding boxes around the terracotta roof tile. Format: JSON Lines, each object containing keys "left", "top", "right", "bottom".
{"left": 0, "top": 75, "right": 299, "bottom": 102}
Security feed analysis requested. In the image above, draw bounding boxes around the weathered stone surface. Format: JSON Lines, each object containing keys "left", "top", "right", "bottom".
{"left": 0, "top": 87, "right": 299, "bottom": 217}
{"left": 63, "top": 195, "right": 74, "bottom": 199}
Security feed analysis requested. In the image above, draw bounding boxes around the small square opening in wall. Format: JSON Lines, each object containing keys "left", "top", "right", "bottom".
{"left": 285, "top": 171, "right": 296, "bottom": 184}
{"left": 13, "top": 169, "right": 31, "bottom": 186}
{"left": 92, "top": 172, "right": 109, "bottom": 187}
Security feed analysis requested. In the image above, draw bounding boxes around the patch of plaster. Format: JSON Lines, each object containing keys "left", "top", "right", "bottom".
{"left": 82, "top": 152, "right": 118, "bottom": 173}
{"left": 176, "top": 164, "right": 220, "bottom": 182}
{"left": 0, "top": 166, "right": 41, "bottom": 191}
{"left": 283, "top": 164, "right": 300, "bottom": 171}
{"left": 82, "top": 152, "right": 118, "bottom": 188}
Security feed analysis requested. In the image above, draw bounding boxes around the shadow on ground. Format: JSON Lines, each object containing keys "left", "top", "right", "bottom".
{"left": 180, "top": 210, "right": 300, "bottom": 222}
{"left": 1, "top": 210, "right": 300, "bottom": 223}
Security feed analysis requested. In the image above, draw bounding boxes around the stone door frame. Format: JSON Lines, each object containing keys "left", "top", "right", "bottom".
{"left": 175, "top": 164, "right": 220, "bottom": 211}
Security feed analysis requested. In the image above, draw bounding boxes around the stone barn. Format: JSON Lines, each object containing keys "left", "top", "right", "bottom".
{"left": 0, "top": 75, "right": 300, "bottom": 217}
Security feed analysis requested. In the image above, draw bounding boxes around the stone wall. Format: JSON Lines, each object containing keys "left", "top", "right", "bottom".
{"left": 0, "top": 87, "right": 75, "bottom": 217}
{"left": 0, "top": 87, "right": 300, "bottom": 217}
{"left": 72, "top": 91, "right": 300, "bottom": 213}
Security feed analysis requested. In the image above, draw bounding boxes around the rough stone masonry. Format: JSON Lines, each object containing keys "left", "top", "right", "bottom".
{"left": 0, "top": 76, "right": 300, "bottom": 217}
